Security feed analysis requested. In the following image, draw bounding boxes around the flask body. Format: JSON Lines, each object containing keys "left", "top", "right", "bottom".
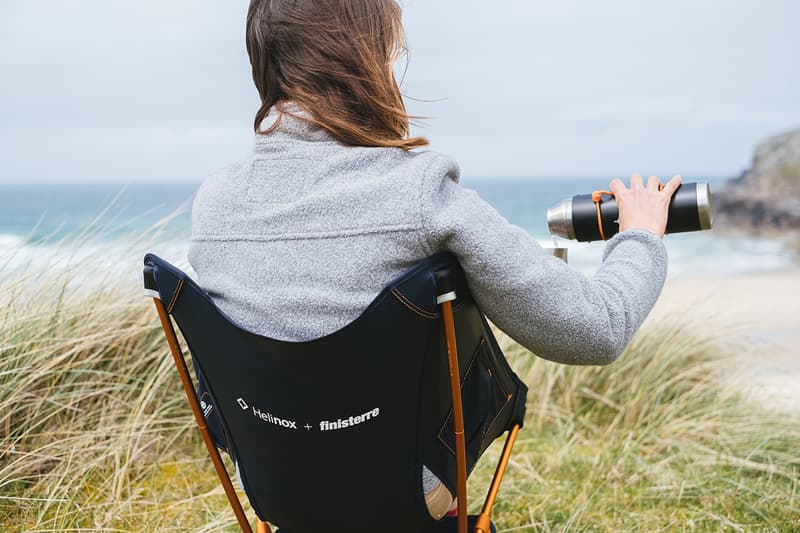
{"left": 547, "top": 181, "right": 713, "bottom": 242}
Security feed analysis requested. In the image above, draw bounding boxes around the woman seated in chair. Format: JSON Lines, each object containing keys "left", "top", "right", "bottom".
{"left": 188, "top": 0, "right": 681, "bottom": 520}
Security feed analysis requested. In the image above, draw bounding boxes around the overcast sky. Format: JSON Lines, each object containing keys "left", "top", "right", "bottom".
{"left": 1, "top": 0, "right": 798, "bottom": 184}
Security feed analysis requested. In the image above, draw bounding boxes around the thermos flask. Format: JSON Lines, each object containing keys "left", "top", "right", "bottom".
{"left": 547, "top": 181, "right": 713, "bottom": 242}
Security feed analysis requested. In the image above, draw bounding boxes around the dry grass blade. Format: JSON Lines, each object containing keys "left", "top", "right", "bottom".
{"left": 1, "top": 231, "right": 799, "bottom": 531}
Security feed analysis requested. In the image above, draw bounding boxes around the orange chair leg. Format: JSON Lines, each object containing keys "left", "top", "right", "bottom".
{"left": 256, "top": 520, "right": 272, "bottom": 533}
{"left": 441, "top": 299, "right": 468, "bottom": 533}
{"left": 153, "top": 298, "right": 255, "bottom": 533}
{"left": 473, "top": 424, "right": 520, "bottom": 533}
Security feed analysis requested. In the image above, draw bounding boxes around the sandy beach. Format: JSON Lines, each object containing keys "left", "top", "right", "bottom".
{"left": 646, "top": 269, "right": 800, "bottom": 411}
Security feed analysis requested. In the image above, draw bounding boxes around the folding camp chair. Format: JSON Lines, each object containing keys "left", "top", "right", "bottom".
{"left": 143, "top": 252, "right": 527, "bottom": 533}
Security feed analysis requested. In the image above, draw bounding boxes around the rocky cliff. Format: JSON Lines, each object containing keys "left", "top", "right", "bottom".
{"left": 715, "top": 128, "right": 800, "bottom": 235}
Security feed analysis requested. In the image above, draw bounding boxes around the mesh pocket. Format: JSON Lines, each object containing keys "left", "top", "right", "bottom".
{"left": 438, "top": 337, "right": 512, "bottom": 470}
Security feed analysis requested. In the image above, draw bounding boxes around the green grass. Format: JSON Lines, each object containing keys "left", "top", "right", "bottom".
{"left": 1, "top": 260, "right": 798, "bottom": 531}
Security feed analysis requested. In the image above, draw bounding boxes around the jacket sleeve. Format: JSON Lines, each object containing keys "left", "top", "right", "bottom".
{"left": 419, "top": 155, "right": 668, "bottom": 365}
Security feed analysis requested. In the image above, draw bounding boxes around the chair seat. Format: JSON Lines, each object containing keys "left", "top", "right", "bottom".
{"left": 274, "top": 514, "right": 496, "bottom": 533}
{"left": 144, "top": 252, "right": 521, "bottom": 533}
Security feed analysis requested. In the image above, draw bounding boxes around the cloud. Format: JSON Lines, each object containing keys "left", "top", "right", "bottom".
{"left": 696, "top": 108, "right": 798, "bottom": 128}
{"left": 563, "top": 99, "right": 695, "bottom": 121}
{"left": 1, "top": 0, "right": 799, "bottom": 182}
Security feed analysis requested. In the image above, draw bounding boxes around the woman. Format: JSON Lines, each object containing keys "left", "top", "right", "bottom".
{"left": 188, "top": 0, "right": 681, "bottom": 520}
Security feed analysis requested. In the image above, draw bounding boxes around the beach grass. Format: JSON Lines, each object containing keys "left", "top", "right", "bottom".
{"left": 1, "top": 260, "right": 798, "bottom": 532}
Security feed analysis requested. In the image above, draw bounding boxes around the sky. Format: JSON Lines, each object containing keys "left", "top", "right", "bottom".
{"left": 0, "top": 0, "right": 798, "bottom": 184}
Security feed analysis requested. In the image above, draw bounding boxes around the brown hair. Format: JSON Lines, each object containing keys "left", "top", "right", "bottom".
{"left": 246, "top": 0, "right": 428, "bottom": 150}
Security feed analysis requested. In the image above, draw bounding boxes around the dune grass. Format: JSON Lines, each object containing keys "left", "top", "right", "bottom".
{"left": 1, "top": 259, "right": 798, "bottom": 532}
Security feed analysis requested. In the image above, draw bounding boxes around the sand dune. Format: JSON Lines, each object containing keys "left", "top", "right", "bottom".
{"left": 646, "top": 269, "right": 800, "bottom": 411}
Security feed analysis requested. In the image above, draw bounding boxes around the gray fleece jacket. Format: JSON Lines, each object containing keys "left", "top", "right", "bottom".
{"left": 189, "top": 108, "right": 668, "bottom": 368}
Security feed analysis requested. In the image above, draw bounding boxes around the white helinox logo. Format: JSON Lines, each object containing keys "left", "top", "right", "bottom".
{"left": 237, "top": 397, "right": 297, "bottom": 430}
{"left": 236, "top": 397, "right": 380, "bottom": 433}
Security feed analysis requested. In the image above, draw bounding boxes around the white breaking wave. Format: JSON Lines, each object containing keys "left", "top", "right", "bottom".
{"left": 0, "top": 231, "right": 794, "bottom": 292}
{"left": 0, "top": 231, "right": 191, "bottom": 295}
{"left": 539, "top": 233, "right": 796, "bottom": 280}
{"left": 0, "top": 233, "right": 26, "bottom": 249}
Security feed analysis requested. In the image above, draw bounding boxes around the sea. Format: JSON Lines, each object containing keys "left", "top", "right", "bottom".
{"left": 0, "top": 178, "right": 796, "bottom": 283}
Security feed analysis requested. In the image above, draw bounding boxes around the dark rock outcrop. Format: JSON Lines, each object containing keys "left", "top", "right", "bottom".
{"left": 715, "top": 128, "right": 800, "bottom": 235}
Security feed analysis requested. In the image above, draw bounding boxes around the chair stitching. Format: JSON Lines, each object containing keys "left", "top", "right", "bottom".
{"left": 167, "top": 278, "right": 184, "bottom": 314}
{"left": 437, "top": 337, "right": 485, "bottom": 455}
{"left": 481, "top": 370, "right": 512, "bottom": 445}
{"left": 391, "top": 289, "right": 439, "bottom": 319}
{"left": 391, "top": 289, "right": 466, "bottom": 319}
{"left": 437, "top": 337, "right": 509, "bottom": 457}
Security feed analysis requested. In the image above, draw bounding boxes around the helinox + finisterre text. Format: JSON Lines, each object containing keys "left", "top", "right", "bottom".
{"left": 236, "top": 397, "right": 380, "bottom": 432}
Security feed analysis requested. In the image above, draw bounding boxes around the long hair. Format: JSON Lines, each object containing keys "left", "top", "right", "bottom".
{"left": 246, "top": 0, "right": 428, "bottom": 150}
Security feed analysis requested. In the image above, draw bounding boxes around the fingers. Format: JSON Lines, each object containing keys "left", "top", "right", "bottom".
{"left": 609, "top": 178, "right": 625, "bottom": 195}
{"left": 663, "top": 174, "right": 682, "bottom": 196}
{"left": 647, "top": 175, "right": 662, "bottom": 191}
{"left": 610, "top": 173, "right": 681, "bottom": 196}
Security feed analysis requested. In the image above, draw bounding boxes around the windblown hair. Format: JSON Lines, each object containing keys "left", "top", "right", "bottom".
{"left": 246, "top": 0, "right": 428, "bottom": 150}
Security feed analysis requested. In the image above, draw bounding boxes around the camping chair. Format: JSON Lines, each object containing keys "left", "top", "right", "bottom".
{"left": 143, "top": 252, "right": 527, "bottom": 533}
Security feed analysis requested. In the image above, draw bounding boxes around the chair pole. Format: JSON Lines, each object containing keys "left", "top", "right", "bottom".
{"left": 441, "top": 299, "right": 467, "bottom": 533}
{"left": 152, "top": 298, "right": 263, "bottom": 533}
{"left": 473, "top": 424, "right": 520, "bottom": 533}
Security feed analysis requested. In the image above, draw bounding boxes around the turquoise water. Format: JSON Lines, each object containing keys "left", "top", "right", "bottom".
{"left": 0, "top": 183, "right": 194, "bottom": 244}
{"left": 0, "top": 177, "right": 794, "bottom": 279}
{"left": 0, "top": 177, "right": 727, "bottom": 241}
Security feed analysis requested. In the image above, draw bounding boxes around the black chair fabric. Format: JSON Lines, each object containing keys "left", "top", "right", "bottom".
{"left": 144, "top": 252, "right": 526, "bottom": 533}
{"left": 276, "top": 514, "right": 497, "bottom": 533}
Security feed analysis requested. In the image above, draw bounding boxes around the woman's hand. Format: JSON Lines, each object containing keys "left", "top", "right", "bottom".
{"left": 609, "top": 174, "right": 682, "bottom": 239}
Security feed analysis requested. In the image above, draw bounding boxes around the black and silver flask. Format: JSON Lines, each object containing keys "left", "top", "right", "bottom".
{"left": 547, "top": 181, "right": 714, "bottom": 242}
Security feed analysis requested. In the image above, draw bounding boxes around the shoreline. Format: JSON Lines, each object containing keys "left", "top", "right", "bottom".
{"left": 646, "top": 267, "right": 800, "bottom": 411}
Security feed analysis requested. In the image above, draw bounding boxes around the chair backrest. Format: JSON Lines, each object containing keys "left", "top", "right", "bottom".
{"left": 143, "top": 252, "right": 526, "bottom": 533}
